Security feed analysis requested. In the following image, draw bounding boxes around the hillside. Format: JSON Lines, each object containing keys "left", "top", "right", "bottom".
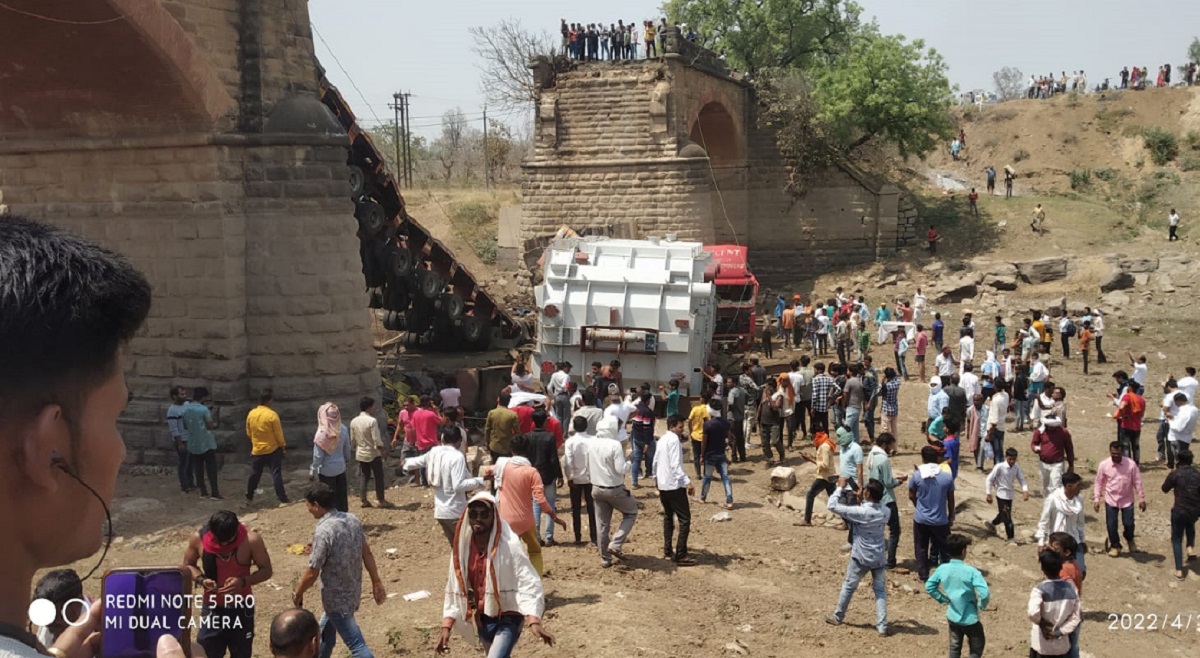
{"left": 924, "top": 86, "right": 1200, "bottom": 200}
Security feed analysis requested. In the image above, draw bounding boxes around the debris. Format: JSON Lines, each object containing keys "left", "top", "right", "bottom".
{"left": 725, "top": 639, "right": 749, "bottom": 655}
{"left": 711, "top": 511, "right": 733, "bottom": 522}
{"left": 402, "top": 590, "right": 431, "bottom": 602}
{"left": 285, "top": 543, "right": 311, "bottom": 556}
{"left": 739, "top": 624, "right": 753, "bottom": 633}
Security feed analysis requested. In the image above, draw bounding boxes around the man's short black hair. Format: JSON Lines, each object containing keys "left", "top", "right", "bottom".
{"left": 1039, "top": 550, "right": 1064, "bottom": 579}
{"left": 1178, "top": 449, "right": 1194, "bottom": 466}
{"left": 1061, "top": 472, "right": 1083, "bottom": 486}
{"left": 207, "top": 510, "right": 240, "bottom": 543}
{"left": 1005, "top": 447, "right": 1018, "bottom": 457}
{"left": 532, "top": 408, "right": 548, "bottom": 428}
{"left": 572, "top": 416, "right": 588, "bottom": 433}
{"left": 921, "top": 446, "right": 941, "bottom": 463}
{"left": 269, "top": 608, "right": 319, "bottom": 658}
{"left": 360, "top": 396, "right": 374, "bottom": 412}
{"left": 1048, "top": 531, "right": 1077, "bottom": 554}
{"left": 498, "top": 390, "right": 512, "bottom": 407}
{"left": 260, "top": 388, "right": 274, "bottom": 405}
{"left": 0, "top": 216, "right": 151, "bottom": 442}
{"left": 193, "top": 386, "right": 210, "bottom": 401}
{"left": 946, "top": 533, "right": 971, "bottom": 558}
{"left": 863, "top": 479, "right": 884, "bottom": 502}
{"left": 33, "top": 569, "right": 83, "bottom": 605}
{"left": 305, "top": 483, "right": 336, "bottom": 510}
{"left": 511, "top": 433, "right": 529, "bottom": 456}
{"left": 440, "top": 427, "right": 463, "bottom": 445}
{"left": 170, "top": 385, "right": 186, "bottom": 398}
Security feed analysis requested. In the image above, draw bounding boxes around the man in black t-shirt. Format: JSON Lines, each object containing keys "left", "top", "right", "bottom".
{"left": 701, "top": 400, "right": 735, "bottom": 508}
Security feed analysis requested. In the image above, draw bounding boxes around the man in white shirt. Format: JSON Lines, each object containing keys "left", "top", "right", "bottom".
{"left": 958, "top": 328, "right": 975, "bottom": 374}
{"left": 547, "top": 361, "right": 573, "bottom": 422}
{"left": 912, "top": 288, "right": 928, "bottom": 324}
{"left": 1176, "top": 367, "right": 1199, "bottom": 401}
{"left": 1167, "top": 392, "right": 1198, "bottom": 468}
{"left": 935, "top": 346, "right": 956, "bottom": 386}
{"left": 588, "top": 422, "right": 638, "bottom": 568}
{"left": 985, "top": 446, "right": 1028, "bottom": 543}
{"left": 604, "top": 394, "right": 636, "bottom": 443}
{"left": 1169, "top": 208, "right": 1181, "bottom": 241}
{"left": 562, "top": 416, "right": 596, "bottom": 545}
{"left": 959, "top": 364, "right": 980, "bottom": 402}
{"left": 570, "top": 389, "right": 604, "bottom": 436}
{"left": 986, "top": 382, "right": 1010, "bottom": 468}
{"left": 1092, "top": 308, "right": 1107, "bottom": 363}
{"left": 402, "top": 429, "right": 485, "bottom": 543}
{"left": 1127, "top": 353, "right": 1149, "bottom": 389}
{"left": 1036, "top": 472, "right": 1088, "bottom": 575}
{"left": 350, "top": 396, "right": 391, "bottom": 508}
{"left": 654, "top": 415, "right": 696, "bottom": 566}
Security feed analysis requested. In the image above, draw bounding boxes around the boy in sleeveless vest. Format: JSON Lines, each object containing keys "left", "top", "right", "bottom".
{"left": 184, "top": 510, "right": 274, "bottom": 658}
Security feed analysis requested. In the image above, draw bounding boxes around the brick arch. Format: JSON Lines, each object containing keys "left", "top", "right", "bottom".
{"left": 0, "top": 0, "right": 233, "bottom": 136}
{"left": 687, "top": 101, "right": 741, "bottom": 163}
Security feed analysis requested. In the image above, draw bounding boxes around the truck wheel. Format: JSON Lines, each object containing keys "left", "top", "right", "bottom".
{"left": 417, "top": 269, "right": 444, "bottom": 299}
{"left": 388, "top": 245, "right": 415, "bottom": 277}
{"left": 348, "top": 165, "right": 367, "bottom": 198}
{"left": 438, "top": 292, "right": 465, "bottom": 320}
{"left": 459, "top": 316, "right": 491, "bottom": 349}
{"left": 355, "top": 200, "right": 386, "bottom": 235}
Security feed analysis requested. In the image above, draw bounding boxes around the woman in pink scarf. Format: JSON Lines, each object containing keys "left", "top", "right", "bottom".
{"left": 310, "top": 402, "right": 353, "bottom": 511}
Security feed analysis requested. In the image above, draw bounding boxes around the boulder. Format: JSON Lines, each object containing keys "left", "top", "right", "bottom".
{"left": 1099, "top": 268, "right": 1135, "bottom": 292}
{"left": 1102, "top": 291, "right": 1132, "bottom": 307}
{"left": 1014, "top": 257, "right": 1068, "bottom": 284}
{"left": 1156, "top": 273, "right": 1176, "bottom": 293}
{"left": 1120, "top": 258, "right": 1158, "bottom": 273}
{"left": 982, "top": 273, "right": 1019, "bottom": 291}
{"left": 1133, "top": 273, "right": 1151, "bottom": 286}
{"left": 932, "top": 274, "right": 979, "bottom": 303}
{"left": 769, "top": 466, "right": 798, "bottom": 491}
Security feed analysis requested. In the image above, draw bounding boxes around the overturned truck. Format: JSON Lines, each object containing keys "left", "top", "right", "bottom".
{"left": 318, "top": 67, "right": 527, "bottom": 350}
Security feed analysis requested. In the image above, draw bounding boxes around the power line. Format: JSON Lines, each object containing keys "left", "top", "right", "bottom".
{"left": 0, "top": 1, "right": 124, "bottom": 24}
{"left": 311, "top": 23, "right": 385, "bottom": 125}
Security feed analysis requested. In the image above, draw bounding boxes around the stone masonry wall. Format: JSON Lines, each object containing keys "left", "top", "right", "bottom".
{"left": 0, "top": 136, "right": 378, "bottom": 463}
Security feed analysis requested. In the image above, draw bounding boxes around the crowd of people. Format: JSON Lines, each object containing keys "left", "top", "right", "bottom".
{"left": 1022, "top": 63, "right": 1199, "bottom": 99}
{"left": 6, "top": 213, "right": 1200, "bottom": 658}
{"left": 559, "top": 17, "right": 699, "bottom": 62}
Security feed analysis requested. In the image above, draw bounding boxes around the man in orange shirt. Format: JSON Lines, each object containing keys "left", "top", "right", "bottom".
{"left": 1079, "top": 320, "right": 1094, "bottom": 375}
{"left": 484, "top": 434, "right": 566, "bottom": 576}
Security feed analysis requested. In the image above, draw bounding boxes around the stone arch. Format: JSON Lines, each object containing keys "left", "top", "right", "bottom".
{"left": 0, "top": 0, "right": 233, "bottom": 136}
{"left": 687, "top": 101, "right": 740, "bottom": 163}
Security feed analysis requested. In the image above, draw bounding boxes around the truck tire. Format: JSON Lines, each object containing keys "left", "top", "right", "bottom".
{"left": 416, "top": 269, "right": 443, "bottom": 300}
{"left": 382, "top": 310, "right": 400, "bottom": 331}
{"left": 388, "top": 245, "right": 415, "bottom": 277}
{"left": 383, "top": 284, "right": 410, "bottom": 311}
{"left": 459, "top": 315, "right": 491, "bottom": 350}
{"left": 355, "top": 200, "right": 386, "bottom": 236}
{"left": 438, "top": 292, "right": 465, "bottom": 320}
{"left": 348, "top": 165, "right": 367, "bottom": 198}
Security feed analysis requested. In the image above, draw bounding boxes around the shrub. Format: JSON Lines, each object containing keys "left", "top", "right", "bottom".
{"left": 1153, "top": 169, "right": 1181, "bottom": 186}
{"left": 1141, "top": 127, "right": 1179, "bottom": 165}
{"left": 1066, "top": 91, "right": 1081, "bottom": 108}
{"left": 1094, "top": 167, "right": 1117, "bottom": 181}
{"left": 1068, "top": 169, "right": 1091, "bottom": 190}
{"left": 1181, "top": 156, "right": 1200, "bottom": 172}
{"left": 451, "top": 202, "right": 491, "bottom": 226}
{"left": 471, "top": 236, "right": 498, "bottom": 264}
{"left": 1186, "top": 131, "right": 1200, "bottom": 151}
{"left": 1095, "top": 106, "right": 1133, "bottom": 133}
{"left": 1013, "top": 148, "right": 1031, "bottom": 163}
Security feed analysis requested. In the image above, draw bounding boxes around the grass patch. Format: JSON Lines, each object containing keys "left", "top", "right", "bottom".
{"left": 987, "top": 108, "right": 1018, "bottom": 122}
{"left": 913, "top": 194, "right": 1002, "bottom": 259}
{"left": 1094, "top": 106, "right": 1133, "bottom": 133}
{"left": 1094, "top": 167, "right": 1117, "bottom": 181}
{"left": 1186, "top": 130, "right": 1200, "bottom": 151}
{"left": 1181, "top": 156, "right": 1200, "bottom": 172}
{"left": 1065, "top": 91, "right": 1081, "bottom": 108}
{"left": 1142, "top": 127, "right": 1179, "bottom": 165}
{"left": 1153, "top": 169, "right": 1181, "bottom": 186}
{"left": 448, "top": 199, "right": 500, "bottom": 265}
{"left": 1013, "top": 148, "right": 1031, "bottom": 163}
{"left": 1068, "top": 169, "right": 1091, "bottom": 190}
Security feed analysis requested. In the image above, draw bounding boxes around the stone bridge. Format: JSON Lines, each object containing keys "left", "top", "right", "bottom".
{"left": 518, "top": 31, "right": 919, "bottom": 286}
{"left": 0, "top": 0, "right": 377, "bottom": 462}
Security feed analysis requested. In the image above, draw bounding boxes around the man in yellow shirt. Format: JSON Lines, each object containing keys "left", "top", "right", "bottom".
{"left": 483, "top": 390, "right": 520, "bottom": 461}
{"left": 687, "top": 392, "right": 712, "bottom": 479}
{"left": 245, "top": 388, "right": 289, "bottom": 503}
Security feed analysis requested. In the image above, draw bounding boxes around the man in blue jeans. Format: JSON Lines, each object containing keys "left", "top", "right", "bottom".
{"left": 825, "top": 478, "right": 891, "bottom": 636}
{"left": 700, "top": 400, "right": 735, "bottom": 509}
{"left": 438, "top": 493, "right": 557, "bottom": 657}
{"left": 292, "top": 484, "right": 387, "bottom": 658}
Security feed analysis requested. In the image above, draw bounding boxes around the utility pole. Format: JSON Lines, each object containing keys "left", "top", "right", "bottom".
{"left": 403, "top": 93, "right": 414, "bottom": 188}
{"left": 389, "top": 92, "right": 402, "bottom": 182}
{"left": 482, "top": 104, "right": 490, "bottom": 189}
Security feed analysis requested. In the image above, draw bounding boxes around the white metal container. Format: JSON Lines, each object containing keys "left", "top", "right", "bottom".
{"left": 535, "top": 236, "right": 715, "bottom": 395}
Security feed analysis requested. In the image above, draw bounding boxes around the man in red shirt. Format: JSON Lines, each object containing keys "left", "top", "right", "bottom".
{"left": 927, "top": 226, "right": 941, "bottom": 254}
{"left": 1113, "top": 376, "right": 1146, "bottom": 464}
{"left": 411, "top": 395, "right": 442, "bottom": 486}
{"left": 968, "top": 188, "right": 980, "bottom": 217}
{"left": 513, "top": 402, "right": 535, "bottom": 434}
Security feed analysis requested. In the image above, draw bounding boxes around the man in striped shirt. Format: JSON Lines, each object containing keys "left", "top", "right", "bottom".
{"left": 810, "top": 363, "right": 841, "bottom": 435}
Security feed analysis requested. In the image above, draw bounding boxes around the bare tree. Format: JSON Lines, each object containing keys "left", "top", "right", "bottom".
{"left": 434, "top": 109, "right": 468, "bottom": 181}
{"left": 993, "top": 66, "right": 1025, "bottom": 101}
{"left": 469, "top": 19, "right": 556, "bottom": 111}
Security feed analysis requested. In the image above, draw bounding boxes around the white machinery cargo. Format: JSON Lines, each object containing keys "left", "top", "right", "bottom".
{"left": 535, "top": 236, "right": 716, "bottom": 395}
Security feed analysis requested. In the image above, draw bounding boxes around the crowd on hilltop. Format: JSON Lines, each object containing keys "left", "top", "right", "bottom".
{"left": 1025, "top": 63, "right": 1199, "bottom": 99}
{"left": 560, "top": 17, "right": 699, "bottom": 62}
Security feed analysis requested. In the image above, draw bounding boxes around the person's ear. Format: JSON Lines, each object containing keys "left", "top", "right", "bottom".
{"left": 306, "top": 633, "right": 320, "bottom": 658}
{"left": 18, "top": 404, "right": 71, "bottom": 491}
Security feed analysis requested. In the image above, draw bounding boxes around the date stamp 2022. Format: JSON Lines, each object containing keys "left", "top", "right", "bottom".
{"left": 1106, "top": 613, "right": 1197, "bottom": 631}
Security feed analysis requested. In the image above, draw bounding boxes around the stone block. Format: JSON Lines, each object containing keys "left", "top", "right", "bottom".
{"left": 1014, "top": 257, "right": 1068, "bottom": 284}
{"left": 1099, "top": 269, "right": 1135, "bottom": 293}
{"left": 770, "top": 467, "right": 797, "bottom": 491}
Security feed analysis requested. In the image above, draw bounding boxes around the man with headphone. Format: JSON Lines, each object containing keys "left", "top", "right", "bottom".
{"left": 0, "top": 217, "right": 156, "bottom": 658}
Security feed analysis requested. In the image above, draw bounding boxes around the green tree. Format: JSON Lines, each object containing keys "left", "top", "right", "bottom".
{"left": 1189, "top": 37, "right": 1200, "bottom": 66}
{"left": 813, "top": 28, "right": 955, "bottom": 157}
{"left": 662, "top": 0, "right": 861, "bottom": 75}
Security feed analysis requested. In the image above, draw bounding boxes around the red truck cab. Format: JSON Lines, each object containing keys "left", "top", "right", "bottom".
{"left": 702, "top": 245, "right": 759, "bottom": 352}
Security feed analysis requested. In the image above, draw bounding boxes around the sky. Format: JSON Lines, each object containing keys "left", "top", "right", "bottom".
{"left": 309, "top": 0, "right": 1200, "bottom": 138}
